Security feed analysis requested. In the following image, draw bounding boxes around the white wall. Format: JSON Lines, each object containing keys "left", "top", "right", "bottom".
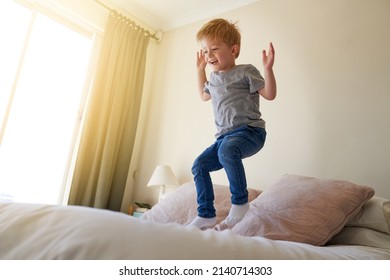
{"left": 128, "top": 0, "right": 390, "bottom": 206}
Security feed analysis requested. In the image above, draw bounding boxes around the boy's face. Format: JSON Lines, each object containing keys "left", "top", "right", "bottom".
{"left": 200, "top": 38, "right": 238, "bottom": 72}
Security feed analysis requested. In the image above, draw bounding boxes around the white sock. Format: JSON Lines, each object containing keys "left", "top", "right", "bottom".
{"left": 188, "top": 216, "right": 217, "bottom": 229}
{"left": 224, "top": 203, "right": 249, "bottom": 226}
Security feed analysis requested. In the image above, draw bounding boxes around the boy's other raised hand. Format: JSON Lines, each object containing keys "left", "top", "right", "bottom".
{"left": 262, "top": 42, "right": 275, "bottom": 70}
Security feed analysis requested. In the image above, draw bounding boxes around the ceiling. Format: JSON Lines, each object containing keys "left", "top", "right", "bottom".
{"left": 107, "top": 0, "right": 260, "bottom": 31}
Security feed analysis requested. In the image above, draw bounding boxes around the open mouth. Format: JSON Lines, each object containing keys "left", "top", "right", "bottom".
{"left": 209, "top": 60, "right": 218, "bottom": 65}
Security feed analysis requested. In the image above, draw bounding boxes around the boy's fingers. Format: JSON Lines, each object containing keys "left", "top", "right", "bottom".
{"left": 269, "top": 42, "right": 275, "bottom": 55}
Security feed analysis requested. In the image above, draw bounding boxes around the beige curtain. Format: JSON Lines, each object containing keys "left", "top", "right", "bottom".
{"left": 68, "top": 11, "right": 150, "bottom": 211}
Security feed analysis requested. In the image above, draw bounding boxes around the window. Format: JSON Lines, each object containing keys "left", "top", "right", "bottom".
{"left": 0, "top": 1, "right": 93, "bottom": 204}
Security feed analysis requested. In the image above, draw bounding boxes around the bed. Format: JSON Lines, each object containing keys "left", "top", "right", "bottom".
{"left": 0, "top": 174, "right": 389, "bottom": 259}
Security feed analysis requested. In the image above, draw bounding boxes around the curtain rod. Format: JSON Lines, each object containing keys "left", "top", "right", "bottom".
{"left": 95, "top": 0, "right": 163, "bottom": 43}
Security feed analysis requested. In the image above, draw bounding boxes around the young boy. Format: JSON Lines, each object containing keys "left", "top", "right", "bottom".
{"left": 189, "top": 18, "right": 276, "bottom": 229}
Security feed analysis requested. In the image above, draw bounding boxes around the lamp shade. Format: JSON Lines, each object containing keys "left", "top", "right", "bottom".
{"left": 147, "top": 165, "right": 179, "bottom": 188}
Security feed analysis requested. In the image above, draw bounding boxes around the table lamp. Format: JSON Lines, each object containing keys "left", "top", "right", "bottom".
{"left": 147, "top": 165, "right": 179, "bottom": 201}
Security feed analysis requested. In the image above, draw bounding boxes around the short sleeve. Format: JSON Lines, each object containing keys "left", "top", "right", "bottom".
{"left": 245, "top": 65, "right": 265, "bottom": 93}
{"left": 203, "top": 81, "right": 210, "bottom": 94}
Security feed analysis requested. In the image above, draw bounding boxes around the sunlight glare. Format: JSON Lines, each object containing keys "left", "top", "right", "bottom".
{"left": 0, "top": 3, "right": 92, "bottom": 204}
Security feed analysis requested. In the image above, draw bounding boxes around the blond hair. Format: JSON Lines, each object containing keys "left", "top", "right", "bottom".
{"left": 196, "top": 18, "right": 241, "bottom": 58}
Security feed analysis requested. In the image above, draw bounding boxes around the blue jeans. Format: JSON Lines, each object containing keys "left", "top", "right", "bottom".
{"left": 191, "top": 125, "right": 266, "bottom": 218}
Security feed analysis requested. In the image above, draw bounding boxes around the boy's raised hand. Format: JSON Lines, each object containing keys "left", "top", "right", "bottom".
{"left": 262, "top": 42, "right": 275, "bottom": 70}
{"left": 197, "top": 50, "right": 207, "bottom": 71}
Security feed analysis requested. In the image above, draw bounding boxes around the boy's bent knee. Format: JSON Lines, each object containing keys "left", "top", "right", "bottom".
{"left": 192, "top": 156, "right": 205, "bottom": 175}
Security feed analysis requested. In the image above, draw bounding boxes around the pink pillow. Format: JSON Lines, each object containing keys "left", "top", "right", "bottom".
{"left": 230, "top": 174, "right": 375, "bottom": 246}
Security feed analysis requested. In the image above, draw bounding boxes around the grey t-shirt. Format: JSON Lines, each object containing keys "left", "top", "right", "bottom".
{"left": 204, "top": 64, "right": 265, "bottom": 138}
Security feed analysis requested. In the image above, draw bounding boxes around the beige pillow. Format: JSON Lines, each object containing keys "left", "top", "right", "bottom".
{"left": 346, "top": 196, "right": 390, "bottom": 234}
{"left": 327, "top": 227, "right": 390, "bottom": 249}
{"left": 141, "top": 182, "right": 261, "bottom": 225}
{"left": 230, "top": 174, "right": 375, "bottom": 246}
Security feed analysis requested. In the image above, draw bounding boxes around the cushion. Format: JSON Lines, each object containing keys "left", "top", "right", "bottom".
{"left": 230, "top": 174, "right": 375, "bottom": 246}
{"left": 346, "top": 196, "right": 390, "bottom": 234}
{"left": 141, "top": 181, "right": 261, "bottom": 225}
{"left": 327, "top": 227, "right": 390, "bottom": 249}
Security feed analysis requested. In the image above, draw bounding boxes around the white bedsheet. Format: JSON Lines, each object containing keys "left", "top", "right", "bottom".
{"left": 1, "top": 202, "right": 389, "bottom": 260}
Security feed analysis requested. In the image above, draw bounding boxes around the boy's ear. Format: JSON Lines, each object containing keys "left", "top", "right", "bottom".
{"left": 232, "top": 44, "right": 240, "bottom": 58}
